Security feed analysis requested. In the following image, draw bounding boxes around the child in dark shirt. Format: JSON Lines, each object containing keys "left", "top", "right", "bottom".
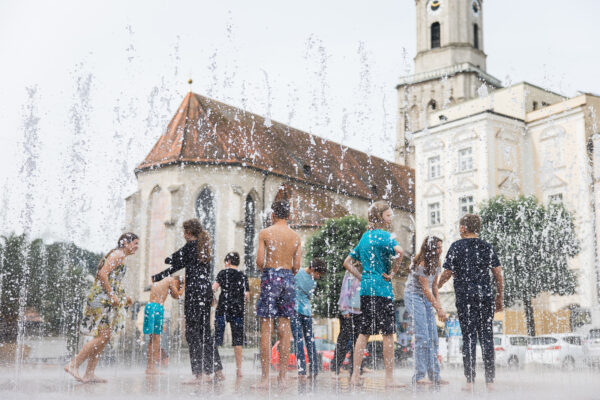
{"left": 212, "top": 252, "right": 249, "bottom": 378}
{"left": 438, "top": 214, "right": 504, "bottom": 391}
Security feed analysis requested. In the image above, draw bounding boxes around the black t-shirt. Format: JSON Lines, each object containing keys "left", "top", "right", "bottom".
{"left": 442, "top": 238, "right": 500, "bottom": 299}
{"left": 215, "top": 268, "right": 249, "bottom": 317}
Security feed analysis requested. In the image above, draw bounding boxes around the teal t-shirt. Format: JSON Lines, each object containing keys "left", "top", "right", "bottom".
{"left": 294, "top": 269, "right": 316, "bottom": 316}
{"left": 349, "top": 229, "right": 399, "bottom": 299}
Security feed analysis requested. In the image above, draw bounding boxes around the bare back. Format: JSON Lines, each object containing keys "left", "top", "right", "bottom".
{"left": 258, "top": 222, "right": 301, "bottom": 273}
{"left": 149, "top": 277, "right": 176, "bottom": 304}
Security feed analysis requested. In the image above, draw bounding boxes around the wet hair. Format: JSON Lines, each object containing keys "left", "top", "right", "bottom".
{"left": 183, "top": 219, "right": 212, "bottom": 264}
{"left": 412, "top": 236, "right": 442, "bottom": 276}
{"left": 460, "top": 213, "right": 481, "bottom": 235}
{"left": 224, "top": 251, "right": 240, "bottom": 266}
{"left": 367, "top": 200, "right": 391, "bottom": 231}
{"left": 117, "top": 232, "right": 139, "bottom": 248}
{"left": 271, "top": 200, "right": 290, "bottom": 220}
{"left": 309, "top": 258, "right": 327, "bottom": 274}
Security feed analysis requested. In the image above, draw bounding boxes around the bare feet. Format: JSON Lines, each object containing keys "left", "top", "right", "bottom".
{"left": 64, "top": 361, "right": 83, "bottom": 382}
{"left": 462, "top": 382, "right": 473, "bottom": 391}
{"left": 183, "top": 375, "right": 203, "bottom": 385}
{"left": 82, "top": 375, "right": 107, "bottom": 384}
{"left": 277, "top": 375, "right": 289, "bottom": 389}
{"left": 145, "top": 369, "right": 164, "bottom": 375}
{"left": 251, "top": 379, "right": 271, "bottom": 390}
{"left": 214, "top": 370, "right": 226, "bottom": 382}
{"left": 435, "top": 379, "right": 449, "bottom": 385}
{"left": 349, "top": 373, "right": 363, "bottom": 388}
{"left": 384, "top": 380, "right": 406, "bottom": 389}
{"left": 415, "top": 380, "right": 432, "bottom": 385}
{"left": 236, "top": 369, "right": 243, "bottom": 378}
{"left": 486, "top": 383, "right": 494, "bottom": 391}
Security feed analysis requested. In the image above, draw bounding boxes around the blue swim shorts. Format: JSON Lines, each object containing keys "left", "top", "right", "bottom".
{"left": 143, "top": 302, "right": 164, "bottom": 335}
{"left": 256, "top": 268, "right": 295, "bottom": 319}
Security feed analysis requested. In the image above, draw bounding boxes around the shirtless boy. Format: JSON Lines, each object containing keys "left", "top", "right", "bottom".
{"left": 144, "top": 275, "right": 185, "bottom": 375}
{"left": 253, "top": 200, "right": 302, "bottom": 389}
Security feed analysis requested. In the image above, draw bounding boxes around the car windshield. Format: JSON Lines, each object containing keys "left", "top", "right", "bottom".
{"left": 494, "top": 337, "right": 502, "bottom": 345}
{"left": 530, "top": 337, "right": 557, "bottom": 345}
{"left": 315, "top": 339, "right": 336, "bottom": 351}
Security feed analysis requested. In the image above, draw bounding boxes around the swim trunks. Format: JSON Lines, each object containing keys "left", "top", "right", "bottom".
{"left": 143, "top": 302, "right": 164, "bottom": 335}
{"left": 256, "top": 268, "right": 295, "bottom": 318}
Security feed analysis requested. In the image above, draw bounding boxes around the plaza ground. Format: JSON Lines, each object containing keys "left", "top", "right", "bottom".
{"left": 1, "top": 348, "right": 599, "bottom": 399}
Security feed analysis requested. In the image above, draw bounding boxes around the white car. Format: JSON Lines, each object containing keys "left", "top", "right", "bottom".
{"left": 582, "top": 328, "right": 600, "bottom": 366}
{"left": 526, "top": 334, "right": 585, "bottom": 370}
{"left": 493, "top": 335, "right": 529, "bottom": 369}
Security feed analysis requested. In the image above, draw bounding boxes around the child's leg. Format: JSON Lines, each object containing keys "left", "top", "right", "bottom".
{"left": 350, "top": 334, "right": 368, "bottom": 385}
{"left": 254, "top": 317, "right": 273, "bottom": 387}
{"left": 234, "top": 346, "right": 243, "bottom": 376}
{"left": 290, "top": 313, "right": 307, "bottom": 375}
{"left": 82, "top": 327, "right": 112, "bottom": 382}
{"left": 146, "top": 335, "right": 154, "bottom": 372}
{"left": 277, "top": 317, "right": 291, "bottom": 383}
{"left": 301, "top": 315, "right": 318, "bottom": 377}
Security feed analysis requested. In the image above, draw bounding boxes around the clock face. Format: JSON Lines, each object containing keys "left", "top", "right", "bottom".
{"left": 427, "top": 0, "right": 442, "bottom": 15}
{"left": 471, "top": 0, "right": 481, "bottom": 17}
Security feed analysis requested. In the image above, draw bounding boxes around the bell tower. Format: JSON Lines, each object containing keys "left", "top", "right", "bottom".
{"left": 395, "top": 0, "right": 501, "bottom": 165}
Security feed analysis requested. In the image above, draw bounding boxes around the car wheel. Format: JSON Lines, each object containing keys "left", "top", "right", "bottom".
{"left": 507, "top": 356, "right": 519, "bottom": 369}
{"left": 562, "top": 357, "right": 575, "bottom": 371}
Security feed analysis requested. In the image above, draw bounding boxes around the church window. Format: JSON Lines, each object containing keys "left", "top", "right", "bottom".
{"left": 428, "top": 99, "right": 437, "bottom": 111}
{"left": 431, "top": 22, "right": 440, "bottom": 49}
{"left": 459, "top": 196, "right": 475, "bottom": 216}
{"left": 428, "top": 202, "right": 441, "bottom": 226}
{"left": 428, "top": 156, "right": 441, "bottom": 179}
{"left": 473, "top": 24, "right": 479, "bottom": 49}
{"left": 533, "top": 101, "right": 539, "bottom": 110}
{"left": 549, "top": 193, "right": 563, "bottom": 204}
{"left": 458, "top": 147, "right": 474, "bottom": 172}
{"left": 244, "top": 195, "right": 256, "bottom": 274}
{"left": 196, "top": 187, "right": 216, "bottom": 274}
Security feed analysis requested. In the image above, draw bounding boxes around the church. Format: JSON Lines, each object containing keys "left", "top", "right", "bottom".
{"left": 121, "top": 91, "right": 415, "bottom": 337}
{"left": 398, "top": 0, "right": 600, "bottom": 331}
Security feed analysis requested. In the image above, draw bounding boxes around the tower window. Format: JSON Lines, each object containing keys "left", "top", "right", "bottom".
{"left": 533, "top": 101, "right": 539, "bottom": 110}
{"left": 473, "top": 24, "right": 479, "bottom": 49}
{"left": 431, "top": 22, "right": 440, "bottom": 49}
{"left": 428, "top": 99, "right": 437, "bottom": 111}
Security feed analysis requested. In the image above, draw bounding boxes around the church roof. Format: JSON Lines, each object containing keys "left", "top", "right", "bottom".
{"left": 136, "top": 92, "right": 414, "bottom": 211}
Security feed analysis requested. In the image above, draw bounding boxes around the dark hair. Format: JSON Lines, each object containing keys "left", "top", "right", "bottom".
{"left": 224, "top": 251, "right": 240, "bottom": 266}
{"left": 412, "top": 236, "right": 442, "bottom": 276}
{"left": 309, "top": 258, "right": 327, "bottom": 274}
{"left": 117, "top": 232, "right": 139, "bottom": 248}
{"left": 183, "top": 219, "right": 211, "bottom": 264}
{"left": 460, "top": 214, "right": 481, "bottom": 234}
{"left": 271, "top": 200, "right": 290, "bottom": 220}
{"left": 368, "top": 200, "right": 391, "bottom": 231}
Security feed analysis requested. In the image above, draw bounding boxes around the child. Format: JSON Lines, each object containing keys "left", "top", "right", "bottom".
{"left": 343, "top": 200, "right": 405, "bottom": 388}
{"left": 213, "top": 252, "right": 250, "bottom": 378}
{"left": 253, "top": 200, "right": 302, "bottom": 389}
{"left": 438, "top": 214, "right": 504, "bottom": 391}
{"left": 291, "top": 258, "right": 327, "bottom": 380}
{"left": 144, "top": 275, "right": 185, "bottom": 375}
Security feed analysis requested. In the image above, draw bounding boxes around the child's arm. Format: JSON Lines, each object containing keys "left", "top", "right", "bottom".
{"left": 212, "top": 282, "right": 220, "bottom": 292}
{"left": 256, "top": 230, "right": 266, "bottom": 271}
{"left": 168, "top": 278, "right": 184, "bottom": 299}
{"left": 438, "top": 269, "right": 452, "bottom": 289}
{"left": 343, "top": 256, "right": 362, "bottom": 280}
{"left": 491, "top": 266, "right": 504, "bottom": 312}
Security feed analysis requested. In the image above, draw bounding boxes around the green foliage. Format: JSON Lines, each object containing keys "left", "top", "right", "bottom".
{"left": 480, "top": 196, "right": 579, "bottom": 308}
{"left": 0, "top": 233, "right": 101, "bottom": 348}
{"left": 304, "top": 215, "right": 367, "bottom": 318}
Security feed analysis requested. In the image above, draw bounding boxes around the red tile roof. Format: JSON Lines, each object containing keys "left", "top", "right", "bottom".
{"left": 136, "top": 92, "right": 414, "bottom": 211}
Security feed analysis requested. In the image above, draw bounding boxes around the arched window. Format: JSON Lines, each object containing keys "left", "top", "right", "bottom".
{"left": 428, "top": 99, "right": 437, "bottom": 111}
{"left": 244, "top": 195, "right": 256, "bottom": 274}
{"left": 473, "top": 23, "right": 479, "bottom": 49}
{"left": 431, "top": 22, "right": 440, "bottom": 49}
{"left": 196, "top": 187, "right": 216, "bottom": 273}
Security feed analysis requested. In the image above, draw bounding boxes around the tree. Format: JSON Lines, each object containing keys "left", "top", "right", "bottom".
{"left": 480, "top": 196, "right": 579, "bottom": 336}
{"left": 0, "top": 233, "right": 101, "bottom": 353}
{"left": 304, "top": 215, "right": 367, "bottom": 318}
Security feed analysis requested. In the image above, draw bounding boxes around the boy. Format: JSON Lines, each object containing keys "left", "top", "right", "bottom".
{"left": 253, "top": 200, "right": 302, "bottom": 389}
{"left": 144, "top": 275, "right": 185, "bottom": 375}
{"left": 213, "top": 251, "right": 250, "bottom": 378}
{"left": 291, "top": 258, "right": 327, "bottom": 380}
{"left": 438, "top": 214, "right": 504, "bottom": 391}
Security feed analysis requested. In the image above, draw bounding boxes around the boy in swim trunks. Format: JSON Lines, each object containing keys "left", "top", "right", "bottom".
{"left": 254, "top": 200, "right": 302, "bottom": 389}
{"left": 144, "top": 275, "right": 185, "bottom": 375}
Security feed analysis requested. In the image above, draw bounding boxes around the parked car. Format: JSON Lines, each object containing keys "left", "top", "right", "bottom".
{"left": 314, "top": 338, "right": 337, "bottom": 371}
{"left": 526, "top": 334, "right": 585, "bottom": 370}
{"left": 582, "top": 328, "right": 600, "bottom": 366}
{"left": 493, "top": 335, "right": 529, "bottom": 369}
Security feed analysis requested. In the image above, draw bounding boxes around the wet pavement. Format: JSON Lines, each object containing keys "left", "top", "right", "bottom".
{"left": 1, "top": 359, "right": 599, "bottom": 399}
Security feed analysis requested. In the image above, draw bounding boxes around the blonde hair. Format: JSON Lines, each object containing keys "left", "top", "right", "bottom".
{"left": 368, "top": 200, "right": 391, "bottom": 231}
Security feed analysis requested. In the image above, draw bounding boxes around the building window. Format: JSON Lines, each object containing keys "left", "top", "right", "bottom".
{"left": 533, "top": 101, "right": 539, "bottom": 110}
{"left": 196, "top": 187, "right": 216, "bottom": 274}
{"left": 431, "top": 22, "right": 440, "bottom": 49}
{"left": 428, "top": 99, "right": 437, "bottom": 111}
{"left": 473, "top": 24, "right": 479, "bottom": 49}
{"left": 428, "top": 156, "right": 441, "bottom": 179}
{"left": 549, "top": 193, "right": 563, "bottom": 204}
{"left": 458, "top": 147, "right": 474, "bottom": 172}
{"left": 428, "top": 202, "right": 441, "bottom": 226}
{"left": 244, "top": 195, "right": 256, "bottom": 274}
{"left": 459, "top": 196, "right": 475, "bottom": 216}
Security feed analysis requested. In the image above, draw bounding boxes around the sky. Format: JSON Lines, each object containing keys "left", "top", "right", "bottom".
{"left": 1, "top": 0, "right": 599, "bottom": 252}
